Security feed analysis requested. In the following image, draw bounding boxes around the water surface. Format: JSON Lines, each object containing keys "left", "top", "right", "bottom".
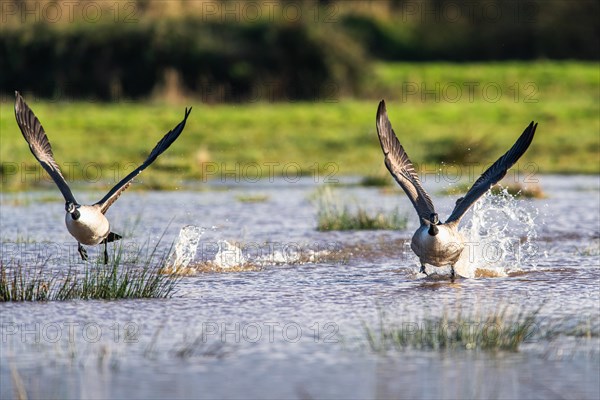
{"left": 1, "top": 175, "right": 599, "bottom": 399}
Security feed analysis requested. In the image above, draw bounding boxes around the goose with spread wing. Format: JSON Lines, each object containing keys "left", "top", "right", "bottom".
{"left": 14, "top": 91, "right": 191, "bottom": 263}
{"left": 375, "top": 100, "right": 537, "bottom": 278}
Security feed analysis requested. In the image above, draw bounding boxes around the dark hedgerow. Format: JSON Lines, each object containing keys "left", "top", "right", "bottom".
{"left": 0, "top": 18, "right": 367, "bottom": 102}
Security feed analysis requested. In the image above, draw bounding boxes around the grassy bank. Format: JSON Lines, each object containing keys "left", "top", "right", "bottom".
{"left": 1, "top": 62, "right": 597, "bottom": 191}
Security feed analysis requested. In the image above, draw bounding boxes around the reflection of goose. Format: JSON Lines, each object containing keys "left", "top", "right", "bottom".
{"left": 375, "top": 100, "right": 537, "bottom": 279}
{"left": 14, "top": 91, "right": 191, "bottom": 263}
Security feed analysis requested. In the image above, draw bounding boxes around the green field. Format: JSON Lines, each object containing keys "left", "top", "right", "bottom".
{"left": 1, "top": 62, "right": 598, "bottom": 191}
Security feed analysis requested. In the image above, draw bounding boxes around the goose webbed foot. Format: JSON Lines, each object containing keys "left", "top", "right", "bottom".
{"left": 77, "top": 243, "right": 88, "bottom": 261}
{"left": 419, "top": 264, "right": 428, "bottom": 275}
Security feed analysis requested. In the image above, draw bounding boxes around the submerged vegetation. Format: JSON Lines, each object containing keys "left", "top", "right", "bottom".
{"left": 364, "top": 306, "right": 542, "bottom": 353}
{"left": 363, "top": 305, "right": 600, "bottom": 356}
{"left": 574, "top": 240, "right": 600, "bottom": 257}
{"left": 315, "top": 186, "right": 407, "bottom": 231}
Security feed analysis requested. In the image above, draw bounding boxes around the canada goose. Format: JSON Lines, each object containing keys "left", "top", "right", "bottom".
{"left": 375, "top": 100, "right": 537, "bottom": 278}
{"left": 14, "top": 91, "right": 191, "bottom": 263}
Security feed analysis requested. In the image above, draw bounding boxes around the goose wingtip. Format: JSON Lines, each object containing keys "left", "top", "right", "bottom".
{"left": 528, "top": 121, "right": 538, "bottom": 137}
{"left": 14, "top": 91, "right": 23, "bottom": 111}
{"left": 376, "top": 99, "right": 388, "bottom": 124}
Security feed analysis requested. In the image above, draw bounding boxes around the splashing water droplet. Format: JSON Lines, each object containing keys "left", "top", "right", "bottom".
{"left": 167, "top": 225, "right": 205, "bottom": 270}
{"left": 454, "top": 189, "right": 539, "bottom": 278}
{"left": 214, "top": 240, "right": 246, "bottom": 269}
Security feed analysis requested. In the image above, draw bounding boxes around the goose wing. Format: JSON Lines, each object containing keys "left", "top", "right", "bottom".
{"left": 376, "top": 100, "right": 436, "bottom": 223}
{"left": 14, "top": 91, "right": 77, "bottom": 204}
{"left": 445, "top": 121, "right": 537, "bottom": 224}
{"left": 95, "top": 107, "right": 192, "bottom": 214}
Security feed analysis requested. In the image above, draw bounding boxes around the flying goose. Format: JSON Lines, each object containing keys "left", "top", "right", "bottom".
{"left": 376, "top": 100, "right": 537, "bottom": 278}
{"left": 14, "top": 91, "right": 191, "bottom": 263}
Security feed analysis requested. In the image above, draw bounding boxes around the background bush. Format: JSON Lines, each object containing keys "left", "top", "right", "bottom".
{"left": 0, "top": 18, "right": 366, "bottom": 101}
{"left": 0, "top": 0, "right": 597, "bottom": 101}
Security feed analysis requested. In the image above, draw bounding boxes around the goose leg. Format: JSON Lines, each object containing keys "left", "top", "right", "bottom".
{"left": 419, "top": 263, "right": 428, "bottom": 275}
{"left": 450, "top": 265, "right": 455, "bottom": 280}
{"left": 103, "top": 240, "right": 109, "bottom": 265}
{"left": 77, "top": 243, "right": 88, "bottom": 261}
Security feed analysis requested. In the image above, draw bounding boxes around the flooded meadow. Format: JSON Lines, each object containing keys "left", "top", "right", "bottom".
{"left": 1, "top": 174, "right": 599, "bottom": 399}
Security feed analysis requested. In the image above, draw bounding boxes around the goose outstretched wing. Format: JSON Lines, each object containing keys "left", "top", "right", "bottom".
{"left": 14, "top": 91, "right": 77, "bottom": 204}
{"left": 95, "top": 107, "right": 192, "bottom": 214}
{"left": 445, "top": 122, "right": 537, "bottom": 224}
{"left": 376, "top": 100, "right": 436, "bottom": 223}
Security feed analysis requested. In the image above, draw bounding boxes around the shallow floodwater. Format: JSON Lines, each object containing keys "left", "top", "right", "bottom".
{"left": 1, "top": 175, "right": 599, "bottom": 399}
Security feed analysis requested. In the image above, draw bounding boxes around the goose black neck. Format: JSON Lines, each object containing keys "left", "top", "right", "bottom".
{"left": 428, "top": 224, "right": 439, "bottom": 236}
{"left": 71, "top": 210, "right": 81, "bottom": 220}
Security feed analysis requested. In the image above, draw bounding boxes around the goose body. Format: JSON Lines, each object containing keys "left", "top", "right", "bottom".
{"left": 375, "top": 100, "right": 537, "bottom": 278}
{"left": 411, "top": 222, "right": 464, "bottom": 267}
{"left": 14, "top": 91, "right": 192, "bottom": 263}
{"left": 65, "top": 205, "right": 110, "bottom": 246}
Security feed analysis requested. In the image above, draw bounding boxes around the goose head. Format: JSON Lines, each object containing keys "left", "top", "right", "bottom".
{"left": 66, "top": 202, "right": 81, "bottom": 220}
{"left": 427, "top": 213, "right": 439, "bottom": 236}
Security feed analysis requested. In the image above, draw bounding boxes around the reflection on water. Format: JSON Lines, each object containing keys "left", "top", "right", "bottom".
{"left": 1, "top": 175, "right": 599, "bottom": 399}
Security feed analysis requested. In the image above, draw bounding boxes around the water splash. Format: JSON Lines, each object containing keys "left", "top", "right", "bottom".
{"left": 214, "top": 240, "right": 247, "bottom": 269}
{"left": 454, "top": 189, "right": 539, "bottom": 278}
{"left": 166, "top": 225, "right": 205, "bottom": 273}
{"left": 165, "top": 224, "right": 342, "bottom": 274}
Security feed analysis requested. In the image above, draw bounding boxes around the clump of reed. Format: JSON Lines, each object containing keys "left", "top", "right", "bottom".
{"left": 359, "top": 174, "right": 392, "bottom": 187}
{"left": 574, "top": 241, "right": 600, "bottom": 257}
{"left": 0, "top": 241, "right": 180, "bottom": 302}
{"left": 0, "top": 263, "right": 179, "bottom": 302}
{"left": 490, "top": 183, "right": 546, "bottom": 199}
{"left": 440, "top": 182, "right": 545, "bottom": 199}
{"left": 0, "top": 263, "right": 54, "bottom": 301}
{"left": 315, "top": 186, "right": 407, "bottom": 231}
{"left": 235, "top": 194, "right": 270, "bottom": 203}
{"left": 364, "top": 306, "right": 543, "bottom": 353}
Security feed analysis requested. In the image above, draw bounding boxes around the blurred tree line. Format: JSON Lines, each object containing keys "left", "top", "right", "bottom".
{"left": 0, "top": 0, "right": 597, "bottom": 101}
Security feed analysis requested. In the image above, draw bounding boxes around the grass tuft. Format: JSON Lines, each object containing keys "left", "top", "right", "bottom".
{"left": 315, "top": 186, "right": 407, "bottom": 231}
{"left": 235, "top": 194, "right": 270, "bottom": 203}
{"left": 364, "top": 306, "right": 542, "bottom": 353}
{"left": 359, "top": 174, "right": 393, "bottom": 187}
{"left": 440, "top": 182, "right": 545, "bottom": 199}
{"left": 0, "top": 263, "right": 54, "bottom": 302}
{"left": 0, "top": 263, "right": 179, "bottom": 302}
{"left": 574, "top": 240, "right": 600, "bottom": 257}
{"left": 0, "top": 238, "right": 180, "bottom": 301}
{"left": 490, "top": 183, "right": 546, "bottom": 199}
